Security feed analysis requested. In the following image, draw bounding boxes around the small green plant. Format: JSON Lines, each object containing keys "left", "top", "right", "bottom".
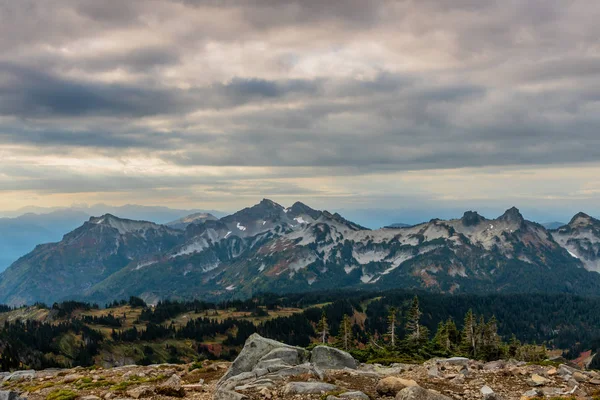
{"left": 46, "top": 389, "right": 78, "bottom": 400}
{"left": 189, "top": 361, "right": 203, "bottom": 372}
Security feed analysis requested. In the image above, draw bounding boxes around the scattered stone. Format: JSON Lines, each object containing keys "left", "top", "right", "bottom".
{"left": 572, "top": 371, "right": 589, "bottom": 382}
{"left": 396, "top": 386, "right": 452, "bottom": 400}
{"left": 439, "top": 357, "right": 469, "bottom": 367}
{"left": 126, "top": 385, "right": 155, "bottom": 399}
{"left": 590, "top": 378, "right": 600, "bottom": 385}
{"left": 156, "top": 373, "right": 185, "bottom": 397}
{"left": 62, "top": 373, "right": 85, "bottom": 383}
{"left": 480, "top": 385, "right": 494, "bottom": 395}
{"left": 427, "top": 365, "right": 439, "bottom": 378}
{"left": 376, "top": 377, "right": 419, "bottom": 396}
{"left": 214, "top": 389, "right": 248, "bottom": 400}
{"left": 182, "top": 383, "right": 204, "bottom": 391}
{"left": 338, "top": 391, "right": 369, "bottom": 400}
{"left": 528, "top": 373, "right": 550, "bottom": 387}
{"left": 80, "top": 396, "right": 101, "bottom": 400}
{"left": 311, "top": 345, "right": 357, "bottom": 370}
{"left": 282, "top": 382, "right": 338, "bottom": 394}
{"left": 520, "top": 389, "right": 542, "bottom": 399}
{"left": 483, "top": 360, "right": 505, "bottom": 370}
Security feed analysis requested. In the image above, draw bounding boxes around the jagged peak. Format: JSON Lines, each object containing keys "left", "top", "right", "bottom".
{"left": 289, "top": 201, "right": 321, "bottom": 219}
{"left": 87, "top": 214, "right": 161, "bottom": 234}
{"left": 568, "top": 212, "right": 597, "bottom": 227}
{"left": 461, "top": 210, "right": 485, "bottom": 227}
{"left": 498, "top": 206, "right": 524, "bottom": 223}
{"left": 258, "top": 198, "right": 284, "bottom": 209}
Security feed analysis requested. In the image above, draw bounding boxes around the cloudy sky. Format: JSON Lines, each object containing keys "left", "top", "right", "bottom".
{"left": 1, "top": 0, "right": 600, "bottom": 223}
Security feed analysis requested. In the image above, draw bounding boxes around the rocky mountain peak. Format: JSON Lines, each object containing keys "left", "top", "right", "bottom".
{"left": 568, "top": 212, "right": 596, "bottom": 227}
{"left": 498, "top": 206, "right": 524, "bottom": 224}
{"left": 460, "top": 211, "right": 485, "bottom": 227}
{"left": 87, "top": 214, "right": 162, "bottom": 235}
{"left": 289, "top": 201, "right": 321, "bottom": 219}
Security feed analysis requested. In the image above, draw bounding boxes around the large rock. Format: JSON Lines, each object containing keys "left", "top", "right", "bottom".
{"left": 259, "top": 347, "right": 299, "bottom": 365}
{"left": 376, "top": 377, "right": 418, "bottom": 396}
{"left": 396, "top": 386, "right": 452, "bottom": 400}
{"left": 214, "top": 389, "right": 248, "bottom": 400}
{"left": 283, "top": 382, "right": 338, "bottom": 394}
{"left": 0, "top": 391, "right": 24, "bottom": 400}
{"left": 528, "top": 374, "right": 550, "bottom": 387}
{"left": 219, "top": 334, "right": 308, "bottom": 384}
{"left": 311, "top": 346, "right": 357, "bottom": 370}
{"left": 2, "top": 370, "right": 35, "bottom": 382}
{"left": 156, "top": 374, "right": 185, "bottom": 397}
{"left": 126, "top": 386, "right": 155, "bottom": 399}
{"left": 338, "top": 391, "right": 370, "bottom": 400}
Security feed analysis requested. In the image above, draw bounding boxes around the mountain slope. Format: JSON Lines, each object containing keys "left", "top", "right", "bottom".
{"left": 0, "top": 209, "right": 91, "bottom": 272}
{"left": 2, "top": 201, "right": 600, "bottom": 305}
{"left": 551, "top": 213, "right": 600, "bottom": 273}
{"left": 0, "top": 215, "right": 183, "bottom": 305}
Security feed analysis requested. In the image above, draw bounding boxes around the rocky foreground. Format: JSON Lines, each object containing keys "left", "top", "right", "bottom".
{"left": 2, "top": 334, "right": 600, "bottom": 400}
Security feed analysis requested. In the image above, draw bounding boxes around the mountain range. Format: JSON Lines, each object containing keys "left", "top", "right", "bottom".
{"left": 1, "top": 199, "right": 600, "bottom": 306}
{"left": 0, "top": 205, "right": 225, "bottom": 272}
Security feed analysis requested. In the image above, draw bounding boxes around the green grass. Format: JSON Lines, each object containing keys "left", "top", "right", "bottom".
{"left": 46, "top": 389, "right": 78, "bottom": 400}
{"left": 109, "top": 374, "right": 167, "bottom": 392}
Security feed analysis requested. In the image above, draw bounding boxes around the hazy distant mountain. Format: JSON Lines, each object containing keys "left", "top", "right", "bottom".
{"left": 2, "top": 200, "right": 600, "bottom": 306}
{"left": 384, "top": 223, "right": 411, "bottom": 228}
{"left": 542, "top": 221, "right": 567, "bottom": 230}
{"left": 166, "top": 213, "right": 219, "bottom": 230}
{"left": 0, "top": 205, "right": 225, "bottom": 272}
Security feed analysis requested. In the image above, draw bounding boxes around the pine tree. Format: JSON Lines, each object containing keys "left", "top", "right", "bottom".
{"left": 433, "top": 321, "right": 450, "bottom": 353}
{"left": 386, "top": 306, "right": 398, "bottom": 348}
{"left": 405, "top": 296, "right": 422, "bottom": 344}
{"left": 316, "top": 312, "right": 329, "bottom": 344}
{"left": 336, "top": 314, "right": 354, "bottom": 351}
{"left": 461, "top": 309, "right": 477, "bottom": 357}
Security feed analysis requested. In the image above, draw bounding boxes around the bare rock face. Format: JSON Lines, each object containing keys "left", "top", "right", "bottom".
{"left": 282, "top": 382, "right": 338, "bottom": 394}
{"left": 395, "top": 386, "right": 452, "bottom": 400}
{"left": 311, "top": 345, "right": 357, "bottom": 370}
{"left": 218, "top": 333, "right": 309, "bottom": 384}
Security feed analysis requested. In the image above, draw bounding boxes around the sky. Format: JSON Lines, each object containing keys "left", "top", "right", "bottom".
{"left": 1, "top": 0, "right": 600, "bottom": 224}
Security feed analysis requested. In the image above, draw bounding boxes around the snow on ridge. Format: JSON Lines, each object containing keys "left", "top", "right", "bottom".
{"left": 225, "top": 285, "right": 236, "bottom": 291}
{"left": 294, "top": 216, "right": 308, "bottom": 224}
{"left": 568, "top": 250, "right": 579, "bottom": 259}
{"left": 236, "top": 222, "right": 247, "bottom": 231}
{"left": 225, "top": 231, "right": 232, "bottom": 239}
{"left": 135, "top": 260, "right": 157, "bottom": 270}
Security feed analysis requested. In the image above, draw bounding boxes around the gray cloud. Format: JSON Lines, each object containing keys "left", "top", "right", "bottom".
{"left": 1, "top": 0, "right": 600, "bottom": 211}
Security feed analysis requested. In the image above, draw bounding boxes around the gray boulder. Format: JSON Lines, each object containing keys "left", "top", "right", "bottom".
{"left": 0, "top": 391, "right": 24, "bottom": 400}
{"left": 395, "top": 386, "right": 452, "bottom": 400}
{"left": 311, "top": 345, "right": 357, "bottom": 370}
{"left": 283, "top": 382, "right": 338, "bottom": 394}
{"left": 218, "top": 334, "right": 308, "bottom": 384}
{"left": 259, "top": 347, "right": 299, "bottom": 365}
{"left": 3, "top": 370, "right": 35, "bottom": 382}
{"left": 339, "top": 391, "right": 370, "bottom": 399}
{"left": 214, "top": 389, "right": 248, "bottom": 400}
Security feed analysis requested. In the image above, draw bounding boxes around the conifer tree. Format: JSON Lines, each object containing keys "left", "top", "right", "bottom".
{"left": 461, "top": 309, "right": 477, "bottom": 357}
{"left": 386, "top": 306, "right": 398, "bottom": 347}
{"left": 316, "top": 311, "right": 329, "bottom": 344}
{"left": 336, "top": 314, "right": 354, "bottom": 351}
{"left": 405, "top": 296, "right": 422, "bottom": 343}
